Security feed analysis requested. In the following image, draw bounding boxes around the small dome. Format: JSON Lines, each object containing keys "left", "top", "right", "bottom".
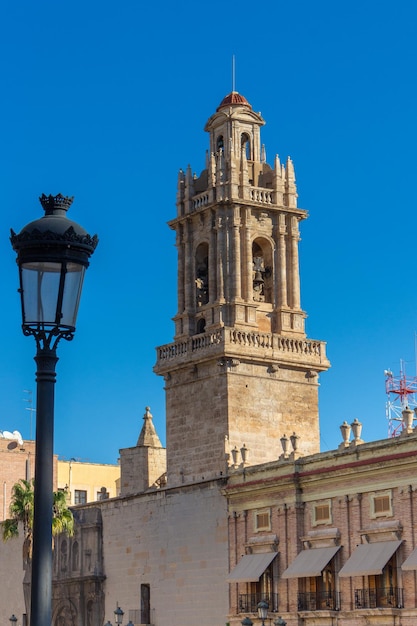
{"left": 217, "top": 91, "right": 251, "bottom": 110}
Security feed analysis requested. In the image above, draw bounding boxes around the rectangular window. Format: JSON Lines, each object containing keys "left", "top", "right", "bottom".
{"left": 371, "top": 492, "right": 392, "bottom": 518}
{"left": 312, "top": 501, "right": 332, "bottom": 526}
{"left": 141, "top": 584, "right": 150, "bottom": 624}
{"left": 74, "top": 489, "right": 87, "bottom": 505}
{"left": 254, "top": 509, "right": 271, "bottom": 531}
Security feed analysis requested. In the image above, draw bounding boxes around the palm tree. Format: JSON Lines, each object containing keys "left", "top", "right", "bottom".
{"left": 1, "top": 478, "right": 74, "bottom": 617}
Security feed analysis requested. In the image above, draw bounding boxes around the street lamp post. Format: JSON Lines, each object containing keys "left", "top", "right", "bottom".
{"left": 9, "top": 616, "right": 17, "bottom": 626}
{"left": 10, "top": 194, "right": 98, "bottom": 626}
{"left": 114, "top": 605, "right": 124, "bottom": 626}
{"left": 257, "top": 601, "right": 269, "bottom": 626}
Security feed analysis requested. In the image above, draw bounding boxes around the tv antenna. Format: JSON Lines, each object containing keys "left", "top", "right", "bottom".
{"left": 23, "top": 389, "right": 36, "bottom": 440}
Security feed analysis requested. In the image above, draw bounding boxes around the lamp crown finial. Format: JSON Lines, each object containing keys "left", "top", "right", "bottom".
{"left": 39, "top": 193, "right": 74, "bottom": 215}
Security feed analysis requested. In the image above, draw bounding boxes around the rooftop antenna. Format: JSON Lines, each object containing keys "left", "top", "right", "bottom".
{"left": 232, "top": 54, "right": 236, "bottom": 92}
{"left": 23, "top": 389, "right": 36, "bottom": 440}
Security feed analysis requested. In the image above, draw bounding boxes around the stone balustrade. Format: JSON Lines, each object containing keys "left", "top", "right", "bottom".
{"left": 155, "top": 327, "right": 327, "bottom": 370}
{"left": 193, "top": 190, "right": 213, "bottom": 210}
{"left": 249, "top": 187, "right": 274, "bottom": 204}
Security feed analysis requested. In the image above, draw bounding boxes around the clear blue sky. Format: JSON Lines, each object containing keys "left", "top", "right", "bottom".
{"left": 1, "top": 1, "right": 417, "bottom": 463}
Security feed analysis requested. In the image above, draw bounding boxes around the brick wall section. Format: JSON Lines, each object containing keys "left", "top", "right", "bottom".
{"left": 0, "top": 439, "right": 58, "bottom": 521}
{"left": 225, "top": 432, "right": 417, "bottom": 626}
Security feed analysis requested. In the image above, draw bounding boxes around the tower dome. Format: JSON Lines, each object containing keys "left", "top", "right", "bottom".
{"left": 217, "top": 91, "right": 252, "bottom": 110}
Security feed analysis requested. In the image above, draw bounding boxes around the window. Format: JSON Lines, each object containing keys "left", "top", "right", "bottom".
{"left": 254, "top": 509, "right": 271, "bottom": 532}
{"left": 355, "top": 554, "right": 403, "bottom": 609}
{"left": 238, "top": 558, "right": 279, "bottom": 613}
{"left": 313, "top": 501, "right": 332, "bottom": 526}
{"left": 371, "top": 491, "right": 392, "bottom": 518}
{"left": 298, "top": 563, "right": 337, "bottom": 610}
{"left": 74, "top": 489, "right": 87, "bottom": 505}
{"left": 241, "top": 133, "right": 251, "bottom": 160}
{"left": 141, "top": 584, "right": 151, "bottom": 624}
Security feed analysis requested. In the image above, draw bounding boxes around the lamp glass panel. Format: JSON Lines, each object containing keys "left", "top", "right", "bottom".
{"left": 21, "top": 261, "right": 62, "bottom": 325}
{"left": 61, "top": 262, "right": 86, "bottom": 327}
{"left": 21, "top": 261, "right": 85, "bottom": 327}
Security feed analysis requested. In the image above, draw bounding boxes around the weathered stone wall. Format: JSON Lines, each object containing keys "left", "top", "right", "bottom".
{"left": 100, "top": 479, "right": 229, "bottom": 626}
{"left": 165, "top": 357, "right": 321, "bottom": 485}
{"left": 0, "top": 532, "right": 26, "bottom": 621}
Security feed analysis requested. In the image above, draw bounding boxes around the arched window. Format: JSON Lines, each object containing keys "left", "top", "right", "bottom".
{"left": 72, "top": 541, "right": 79, "bottom": 571}
{"left": 241, "top": 133, "right": 251, "bottom": 160}
{"left": 217, "top": 135, "right": 224, "bottom": 152}
{"left": 197, "top": 318, "right": 206, "bottom": 334}
{"left": 195, "top": 243, "right": 209, "bottom": 306}
{"left": 252, "top": 239, "right": 273, "bottom": 303}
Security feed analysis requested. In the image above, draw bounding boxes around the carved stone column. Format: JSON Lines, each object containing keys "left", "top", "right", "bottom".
{"left": 289, "top": 216, "right": 301, "bottom": 309}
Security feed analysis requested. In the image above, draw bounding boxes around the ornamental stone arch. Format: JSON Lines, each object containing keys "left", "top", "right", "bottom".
{"left": 53, "top": 599, "right": 77, "bottom": 626}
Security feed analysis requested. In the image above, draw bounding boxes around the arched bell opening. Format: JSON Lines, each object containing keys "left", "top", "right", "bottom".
{"left": 195, "top": 243, "right": 209, "bottom": 306}
{"left": 241, "top": 132, "right": 251, "bottom": 160}
{"left": 196, "top": 318, "right": 206, "bottom": 334}
{"left": 252, "top": 238, "right": 273, "bottom": 304}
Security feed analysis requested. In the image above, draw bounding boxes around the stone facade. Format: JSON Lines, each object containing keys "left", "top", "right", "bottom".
{"left": 154, "top": 91, "right": 330, "bottom": 485}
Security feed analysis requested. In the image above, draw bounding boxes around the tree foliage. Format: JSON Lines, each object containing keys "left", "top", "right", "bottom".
{"left": 1, "top": 479, "right": 74, "bottom": 562}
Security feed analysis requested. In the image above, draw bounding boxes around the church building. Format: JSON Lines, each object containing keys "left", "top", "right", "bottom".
{"left": 2, "top": 91, "right": 417, "bottom": 626}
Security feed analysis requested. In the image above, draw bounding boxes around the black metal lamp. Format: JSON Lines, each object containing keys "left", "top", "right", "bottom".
{"left": 9, "top": 616, "right": 17, "bottom": 626}
{"left": 241, "top": 618, "right": 254, "bottom": 626}
{"left": 257, "top": 600, "right": 269, "bottom": 626}
{"left": 114, "top": 604, "right": 124, "bottom": 625}
{"left": 273, "top": 618, "right": 287, "bottom": 626}
{"left": 10, "top": 194, "right": 97, "bottom": 626}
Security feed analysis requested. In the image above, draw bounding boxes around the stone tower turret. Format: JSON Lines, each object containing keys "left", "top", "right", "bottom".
{"left": 154, "top": 92, "right": 330, "bottom": 486}
{"left": 120, "top": 407, "right": 166, "bottom": 495}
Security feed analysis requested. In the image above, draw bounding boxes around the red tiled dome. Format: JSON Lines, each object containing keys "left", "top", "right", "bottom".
{"left": 217, "top": 91, "right": 251, "bottom": 110}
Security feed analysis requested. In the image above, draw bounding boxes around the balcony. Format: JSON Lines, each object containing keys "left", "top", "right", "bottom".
{"left": 354, "top": 587, "right": 404, "bottom": 609}
{"left": 297, "top": 591, "right": 341, "bottom": 611}
{"left": 238, "top": 593, "right": 279, "bottom": 613}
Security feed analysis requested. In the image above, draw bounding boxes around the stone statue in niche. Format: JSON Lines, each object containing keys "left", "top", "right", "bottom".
{"left": 195, "top": 269, "right": 209, "bottom": 306}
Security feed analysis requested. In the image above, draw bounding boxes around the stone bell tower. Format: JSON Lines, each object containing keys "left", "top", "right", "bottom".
{"left": 154, "top": 91, "right": 330, "bottom": 486}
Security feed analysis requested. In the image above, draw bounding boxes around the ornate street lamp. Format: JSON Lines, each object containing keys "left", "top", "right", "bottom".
{"left": 114, "top": 604, "right": 124, "bottom": 625}
{"left": 9, "top": 616, "right": 17, "bottom": 626}
{"left": 273, "top": 618, "right": 287, "bottom": 626}
{"left": 10, "top": 194, "right": 98, "bottom": 626}
{"left": 257, "top": 600, "right": 269, "bottom": 626}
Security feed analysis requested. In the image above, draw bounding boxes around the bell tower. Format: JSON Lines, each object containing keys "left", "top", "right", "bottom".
{"left": 154, "top": 92, "right": 330, "bottom": 486}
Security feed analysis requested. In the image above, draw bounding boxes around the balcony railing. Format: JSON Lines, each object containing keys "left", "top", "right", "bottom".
{"left": 238, "top": 593, "right": 279, "bottom": 613}
{"left": 297, "top": 591, "right": 341, "bottom": 611}
{"left": 354, "top": 587, "right": 404, "bottom": 609}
